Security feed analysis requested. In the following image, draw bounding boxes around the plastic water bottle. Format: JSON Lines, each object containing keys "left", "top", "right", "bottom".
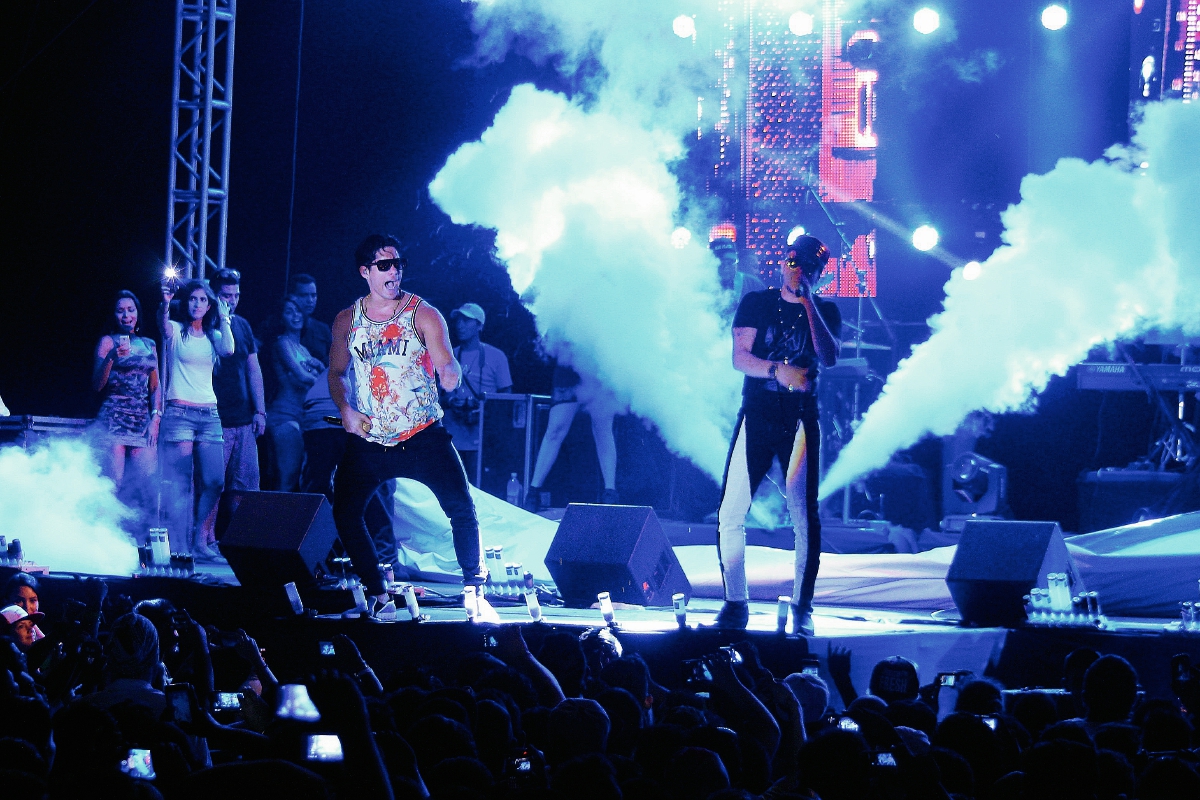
{"left": 523, "top": 570, "right": 542, "bottom": 622}
{"left": 506, "top": 473, "right": 521, "bottom": 506}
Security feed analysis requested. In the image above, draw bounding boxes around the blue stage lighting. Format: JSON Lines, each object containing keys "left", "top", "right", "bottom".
{"left": 1041, "top": 5, "right": 1068, "bottom": 31}
{"left": 912, "top": 225, "right": 939, "bottom": 251}
{"left": 913, "top": 8, "right": 940, "bottom": 35}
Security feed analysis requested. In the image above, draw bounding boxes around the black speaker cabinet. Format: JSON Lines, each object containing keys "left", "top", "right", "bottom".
{"left": 544, "top": 504, "right": 691, "bottom": 608}
{"left": 946, "top": 520, "right": 1084, "bottom": 628}
{"left": 219, "top": 492, "right": 339, "bottom": 590}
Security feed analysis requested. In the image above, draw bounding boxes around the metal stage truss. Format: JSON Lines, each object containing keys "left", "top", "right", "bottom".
{"left": 165, "top": 0, "right": 236, "bottom": 280}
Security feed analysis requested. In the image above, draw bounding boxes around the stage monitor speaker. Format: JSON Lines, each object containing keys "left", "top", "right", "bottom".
{"left": 219, "top": 492, "right": 339, "bottom": 590}
{"left": 945, "top": 519, "right": 1085, "bottom": 628}
{"left": 544, "top": 504, "right": 691, "bottom": 608}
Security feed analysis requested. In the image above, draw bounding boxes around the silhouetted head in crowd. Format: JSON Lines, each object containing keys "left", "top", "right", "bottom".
{"left": 175, "top": 759, "right": 333, "bottom": 800}
{"left": 796, "top": 729, "right": 872, "bottom": 800}
{"left": 596, "top": 687, "right": 644, "bottom": 758}
{"left": 868, "top": 656, "right": 919, "bottom": 703}
{"left": 0, "top": 698, "right": 53, "bottom": 763}
{"left": 1063, "top": 647, "right": 1101, "bottom": 697}
{"left": 783, "top": 671, "right": 830, "bottom": 728}
{"left": 934, "top": 712, "right": 1006, "bottom": 789}
{"left": 1022, "top": 739, "right": 1098, "bottom": 800}
{"left": 1140, "top": 704, "right": 1194, "bottom": 752}
{"left": 1138, "top": 755, "right": 1200, "bottom": 800}
{"left": 406, "top": 714, "right": 476, "bottom": 773}
{"left": 601, "top": 656, "right": 651, "bottom": 713}
{"left": 930, "top": 746, "right": 974, "bottom": 797}
{"left": 474, "top": 664, "right": 538, "bottom": 710}
{"left": 105, "top": 613, "right": 160, "bottom": 682}
{"left": 1092, "top": 722, "right": 1140, "bottom": 761}
{"left": 665, "top": 747, "right": 730, "bottom": 800}
{"left": 883, "top": 698, "right": 937, "bottom": 737}
{"left": 1042, "top": 718, "right": 1094, "bottom": 746}
{"left": 847, "top": 694, "right": 888, "bottom": 717}
{"left": 537, "top": 632, "right": 588, "bottom": 696}
{"left": 551, "top": 753, "right": 621, "bottom": 800}
{"left": 423, "top": 756, "right": 494, "bottom": 798}
{"left": 133, "top": 599, "right": 178, "bottom": 659}
{"left": 546, "top": 698, "right": 610, "bottom": 766}
{"left": 634, "top": 723, "right": 688, "bottom": 783}
{"left": 1010, "top": 690, "right": 1059, "bottom": 741}
{"left": 955, "top": 676, "right": 1004, "bottom": 715}
{"left": 1082, "top": 654, "right": 1139, "bottom": 725}
{"left": 51, "top": 703, "right": 127, "bottom": 779}
{"left": 687, "top": 726, "right": 742, "bottom": 788}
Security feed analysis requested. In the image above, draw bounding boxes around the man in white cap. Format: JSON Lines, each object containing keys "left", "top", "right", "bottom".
{"left": 444, "top": 302, "right": 512, "bottom": 482}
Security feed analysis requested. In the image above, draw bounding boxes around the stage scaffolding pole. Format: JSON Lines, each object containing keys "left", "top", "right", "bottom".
{"left": 164, "top": 0, "right": 236, "bottom": 280}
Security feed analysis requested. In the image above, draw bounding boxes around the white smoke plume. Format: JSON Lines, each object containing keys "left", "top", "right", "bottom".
{"left": 0, "top": 440, "right": 139, "bottom": 575}
{"left": 432, "top": 1, "right": 741, "bottom": 478}
{"left": 820, "top": 100, "right": 1200, "bottom": 497}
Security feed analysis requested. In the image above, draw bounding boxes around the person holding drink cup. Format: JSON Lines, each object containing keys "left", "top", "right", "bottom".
{"left": 92, "top": 290, "right": 162, "bottom": 534}
{"left": 158, "top": 277, "right": 235, "bottom": 561}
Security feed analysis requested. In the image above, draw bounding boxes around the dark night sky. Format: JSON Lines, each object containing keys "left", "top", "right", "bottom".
{"left": 0, "top": 1, "right": 1146, "bottom": 527}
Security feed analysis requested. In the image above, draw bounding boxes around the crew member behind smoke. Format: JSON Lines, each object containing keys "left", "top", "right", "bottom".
{"left": 523, "top": 361, "right": 621, "bottom": 512}
{"left": 91, "top": 290, "right": 161, "bottom": 536}
{"left": 714, "top": 236, "right": 840, "bottom": 635}
{"left": 198, "top": 269, "right": 267, "bottom": 549}
{"left": 442, "top": 302, "right": 512, "bottom": 484}
{"left": 711, "top": 235, "right": 766, "bottom": 317}
{"left": 158, "top": 279, "right": 235, "bottom": 562}
{"left": 267, "top": 296, "right": 323, "bottom": 491}
{"left": 329, "top": 234, "right": 486, "bottom": 619}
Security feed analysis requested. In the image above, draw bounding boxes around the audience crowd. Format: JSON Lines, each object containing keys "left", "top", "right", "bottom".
{"left": 2, "top": 569, "right": 1200, "bottom": 800}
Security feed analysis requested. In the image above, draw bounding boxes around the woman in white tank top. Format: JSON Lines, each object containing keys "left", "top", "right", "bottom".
{"left": 158, "top": 279, "right": 235, "bottom": 561}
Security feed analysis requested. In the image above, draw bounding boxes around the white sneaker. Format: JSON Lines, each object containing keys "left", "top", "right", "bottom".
{"left": 474, "top": 594, "right": 501, "bottom": 624}
{"left": 370, "top": 598, "right": 398, "bottom": 621}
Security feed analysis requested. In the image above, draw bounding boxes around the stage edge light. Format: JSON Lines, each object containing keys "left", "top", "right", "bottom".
{"left": 673, "top": 15, "right": 696, "bottom": 39}
{"left": 786, "top": 226, "right": 807, "bottom": 245}
{"left": 1041, "top": 5, "right": 1068, "bottom": 30}
{"left": 671, "top": 227, "right": 692, "bottom": 249}
{"left": 913, "top": 7, "right": 940, "bottom": 35}
{"left": 789, "top": 11, "right": 814, "bottom": 36}
{"left": 912, "top": 225, "right": 939, "bottom": 251}
{"left": 962, "top": 261, "right": 982, "bottom": 280}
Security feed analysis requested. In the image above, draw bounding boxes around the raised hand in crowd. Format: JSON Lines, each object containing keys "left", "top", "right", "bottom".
{"left": 305, "top": 669, "right": 395, "bottom": 800}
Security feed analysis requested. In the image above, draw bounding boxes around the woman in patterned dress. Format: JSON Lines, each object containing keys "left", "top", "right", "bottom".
{"left": 92, "top": 290, "right": 161, "bottom": 529}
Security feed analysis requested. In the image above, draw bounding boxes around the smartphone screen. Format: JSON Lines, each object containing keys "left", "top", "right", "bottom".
{"left": 874, "top": 751, "right": 897, "bottom": 768}
{"left": 214, "top": 692, "right": 241, "bottom": 710}
{"left": 319, "top": 641, "right": 336, "bottom": 657}
{"left": 982, "top": 716, "right": 998, "bottom": 730}
{"left": 276, "top": 684, "right": 322, "bottom": 722}
{"left": 837, "top": 716, "right": 861, "bottom": 732}
{"left": 119, "top": 748, "right": 156, "bottom": 780}
{"left": 165, "top": 685, "right": 193, "bottom": 725}
{"left": 305, "top": 734, "right": 344, "bottom": 762}
{"left": 938, "top": 674, "right": 957, "bottom": 687}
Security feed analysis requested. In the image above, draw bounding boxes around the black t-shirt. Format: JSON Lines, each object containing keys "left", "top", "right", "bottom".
{"left": 732, "top": 289, "right": 842, "bottom": 400}
{"left": 212, "top": 315, "right": 258, "bottom": 427}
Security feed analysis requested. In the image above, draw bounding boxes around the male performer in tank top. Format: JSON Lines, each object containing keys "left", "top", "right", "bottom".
{"left": 713, "top": 235, "right": 841, "bottom": 636}
{"left": 329, "top": 234, "right": 487, "bottom": 619}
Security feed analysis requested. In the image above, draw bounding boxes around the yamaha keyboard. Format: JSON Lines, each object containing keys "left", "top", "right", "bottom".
{"left": 1077, "top": 362, "right": 1200, "bottom": 392}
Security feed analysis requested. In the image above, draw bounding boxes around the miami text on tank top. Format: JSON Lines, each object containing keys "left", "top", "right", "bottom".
{"left": 348, "top": 293, "right": 442, "bottom": 445}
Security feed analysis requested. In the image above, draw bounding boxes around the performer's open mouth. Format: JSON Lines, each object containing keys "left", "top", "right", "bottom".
{"left": 384, "top": 280, "right": 399, "bottom": 291}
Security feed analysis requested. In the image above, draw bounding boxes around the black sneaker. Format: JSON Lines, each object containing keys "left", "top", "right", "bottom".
{"left": 523, "top": 488, "right": 543, "bottom": 513}
{"left": 714, "top": 600, "right": 749, "bottom": 629}
{"left": 599, "top": 488, "right": 620, "bottom": 505}
{"left": 791, "top": 605, "right": 815, "bottom": 636}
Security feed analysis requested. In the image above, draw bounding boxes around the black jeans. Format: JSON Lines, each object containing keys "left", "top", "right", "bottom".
{"left": 333, "top": 423, "right": 483, "bottom": 596}
{"left": 304, "top": 427, "right": 398, "bottom": 568}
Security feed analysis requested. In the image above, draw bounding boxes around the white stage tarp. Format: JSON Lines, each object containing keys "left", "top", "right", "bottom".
{"left": 386, "top": 482, "right": 1200, "bottom": 617}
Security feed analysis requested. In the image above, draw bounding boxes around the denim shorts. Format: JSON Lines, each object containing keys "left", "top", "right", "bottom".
{"left": 161, "top": 404, "right": 224, "bottom": 444}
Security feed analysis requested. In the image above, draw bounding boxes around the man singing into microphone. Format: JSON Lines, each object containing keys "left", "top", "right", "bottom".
{"left": 713, "top": 236, "right": 841, "bottom": 635}
{"left": 328, "top": 234, "right": 486, "bottom": 619}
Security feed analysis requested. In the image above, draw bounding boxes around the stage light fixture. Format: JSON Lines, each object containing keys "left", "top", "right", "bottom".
{"left": 1041, "top": 4, "right": 1068, "bottom": 30}
{"left": 913, "top": 8, "right": 940, "bottom": 35}
{"left": 962, "top": 261, "right": 982, "bottom": 280}
{"left": 946, "top": 452, "right": 1008, "bottom": 516}
{"left": 671, "top": 227, "right": 692, "bottom": 249}
{"left": 912, "top": 225, "right": 939, "bottom": 251}
{"left": 672, "top": 15, "right": 696, "bottom": 38}
{"left": 789, "top": 11, "right": 814, "bottom": 36}
{"left": 786, "top": 225, "right": 807, "bottom": 245}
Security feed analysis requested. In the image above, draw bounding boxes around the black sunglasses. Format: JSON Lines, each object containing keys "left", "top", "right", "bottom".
{"left": 367, "top": 257, "right": 406, "bottom": 272}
